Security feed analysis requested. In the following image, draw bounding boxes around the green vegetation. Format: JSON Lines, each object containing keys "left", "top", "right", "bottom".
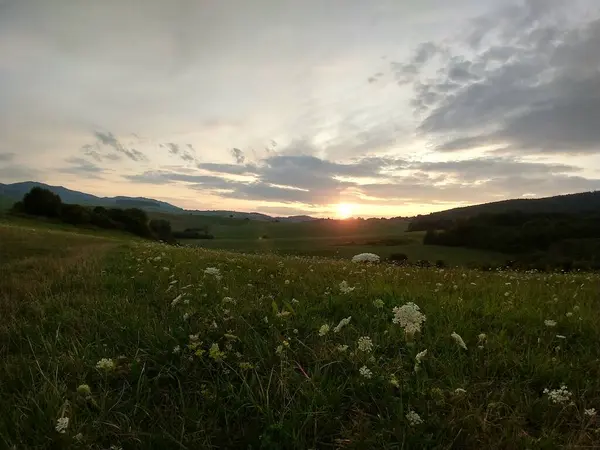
{"left": 418, "top": 211, "right": 600, "bottom": 271}
{"left": 2, "top": 222, "right": 600, "bottom": 448}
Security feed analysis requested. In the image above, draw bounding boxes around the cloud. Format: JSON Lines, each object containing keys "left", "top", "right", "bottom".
{"left": 58, "top": 157, "right": 106, "bottom": 178}
{"left": 82, "top": 131, "right": 147, "bottom": 162}
{"left": 231, "top": 148, "right": 245, "bottom": 164}
{"left": 409, "top": 1, "right": 600, "bottom": 155}
{"left": 390, "top": 42, "right": 446, "bottom": 85}
{"left": 0, "top": 152, "right": 15, "bottom": 162}
{"left": 161, "top": 142, "right": 196, "bottom": 163}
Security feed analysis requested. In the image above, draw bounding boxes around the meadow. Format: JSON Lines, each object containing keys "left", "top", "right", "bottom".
{"left": 2, "top": 221, "right": 600, "bottom": 449}
{"left": 148, "top": 212, "right": 507, "bottom": 266}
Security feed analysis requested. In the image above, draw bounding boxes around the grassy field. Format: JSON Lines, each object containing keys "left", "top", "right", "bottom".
{"left": 150, "top": 212, "right": 506, "bottom": 265}
{"left": 2, "top": 222, "right": 600, "bottom": 449}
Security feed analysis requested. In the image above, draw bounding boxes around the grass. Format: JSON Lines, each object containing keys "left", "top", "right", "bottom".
{"left": 154, "top": 212, "right": 505, "bottom": 265}
{"left": 2, "top": 223, "right": 600, "bottom": 449}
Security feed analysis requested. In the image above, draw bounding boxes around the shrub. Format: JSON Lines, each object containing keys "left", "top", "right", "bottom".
{"left": 21, "top": 187, "right": 62, "bottom": 218}
{"left": 61, "top": 204, "right": 90, "bottom": 225}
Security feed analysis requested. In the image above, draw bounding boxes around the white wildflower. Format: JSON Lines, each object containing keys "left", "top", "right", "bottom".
{"left": 55, "top": 417, "right": 69, "bottom": 434}
{"left": 585, "top": 408, "right": 597, "bottom": 417}
{"left": 406, "top": 410, "right": 423, "bottom": 426}
{"left": 333, "top": 317, "right": 352, "bottom": 333}
{"left": 544, "top": 320, "right": 557, "bottom": 327}
{"left": 173, "top": 345, "right": 181, "bottom": 354}
{"left": 204, "top": 267, "right": 220, "bottom": 276}
{"left": 291, "top": 298, "right": 299, "bottom": 304}
{"left": 357, "top": 336, "right": 373, "bottom": 352}
{"left": 392, "top": 303, "right": 426, "bottom": 336}
{"left": 359, "top": 365, "right": 372, "bottom": 379}
{"left": 318, "top": 324, "right": 330, "bottom": 336}
{"left": 414, "top": 349, "right": 427, "bottom": 372}
{"left": 556, "top": 334, "right": 566, "bottom": 339}
{"left": 454, "top": 388, "right": 467, "bottom": 395}
{"left": 263, "top": 316, "right": 269, "bottom": 324}
{"left": 189, "top": 333, "right": 200, "bottom": 342}
{"left": 451, "top": 332, "right": 468, "bottom": 350}
{"left": 351, "top": 253, "right": 380, "bottom": 263}
{"left": 339, "top": 280, "right": 355, "bottom": 294}
{"left": 95, "top": 358, "right": 115, "bottom": 371}
{"left": 336, "top": 344, "right": 349, "bottom": 352}
{"left": 171, "top": 294, "right": 183, "bottom": 307}
{"left": 544, "top": 385, "right": 572, "bottom": 404}
{"left": 478, "top": 333, "right": 487, "bottom": 343}
{"left": 182, "top": 312, "right": 190, "bottom": 321}
{"left": 573, "top": 305, "right": 580, "bottom": 312}
{"left": 222, "top": 296, "right": 236, "bottom": 304}
{"left": 285, "top": 279, "right": 290, "bottom": 285}
{"left": 566, "top": 312, "right": 573, "bottom": 317}
{"left": 373, "top": 298, "right": 384, "bottom": 309}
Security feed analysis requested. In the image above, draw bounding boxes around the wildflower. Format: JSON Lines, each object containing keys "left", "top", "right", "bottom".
{"left": 406, "top": 410, "right": 423, "bottom": 426}
{"left": 224, "top": 333, "right": 238, "bottom": 340}
{"left": 96, "top": 358, "right": 115, "bottom": 371}
{"left": 204, "top": 267, "right": 221, "bottom": 276}
{"left": 585, "top": 408, "right": 597, "bottom": 417}
{"left": 357, "top": 336, "right": 373, "bottom": 353}
{"left": 173, "top": 345, "right": 181, "bottom": 354}
{"left": 373, "top": 298, "right": 384, "bottom": 308}
{"left": 414, "top": 349, "right": 427, "bottom": 372}
{"left": 276, "top": 310, "right": 291, "bottom": 318}
{"left": 389, "top": 374, "right": 400, "bottom": 387}
{"left": 392, "top": 303, "right": 426, "bottom": 339}
{"left": 359, "top": 365, "right": 372, "bottom": 379}
{"left": 566, "top": 312, "right": 573, "bottom": 317}
{"left": 209, "top": 343, "right": 225, "bottom": 362}
{"left": 285, "top": 279, "right": 290, "bottom": 285}
{"left": 451, "top": 332, "right": 468, "bottom": 350}
{"left": 222, "top": 297, "right": 236, "bottom": 304}
{"left": 573, "top": 305, "right": 580, "bottom": 312}
{"left": 74, "top": 433, "right": 84, "bottom": 442}
{"left": 263, "top": 316, "right": 269, "bottom": 324}
{"left": 291, "top": 298, "right": 299, "bottom": 304}
{"left": 239, "top": 362, "right": 254, "bottom": 370}
{"left": 336, "top": 344, "right": 349, "bottom": 352}
{"left": 55, "top": 417, "right": 69, "bottom": 434}
{"left": 454, "top": 388, "right": 467, "bottom": 395}
{"left": 556, "top": 334, "right": 566, "bottom": 339}
{"left": 478, "top": 333, "right": 487, "bottom": 343}
{"left": 544, "top": 385, "right": 572, "bottom": 404}
{"left": 351, "top": 253, "right": 380, "bottom": 263}
{"left": 275, "top": 345, "right": 284, "bottom": 356}
{"left": 77, "top": 384, "right": 92, "bottom": 396}
{"left": 339, "top": 280, "right": 355, "bottom": 294}
{"left": 333, "top": 317, "right": 352, "bottom": 333}
{"left": 544, "top": 320, "right": 557, "bottom": 327}
{"left": 189, "top": 333, "right": 199, "bottom": 342}
{"left": 318, "top": 324, "right": 330, "bottom": 336}
{"left": 182, "top": 312, "right": 190, "bottom": 321}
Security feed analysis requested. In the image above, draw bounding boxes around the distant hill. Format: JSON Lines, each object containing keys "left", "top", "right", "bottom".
{"left": 0, "top": 181, "right": 319, "bottom": 221}
{"left": 0, "top": 181, "right": 184, "bottom": 213}
{"left": 409, "top": 191, "right": 600, "bottom": 230}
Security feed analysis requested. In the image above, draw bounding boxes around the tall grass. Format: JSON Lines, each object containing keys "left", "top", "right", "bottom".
{"left": 1, "top": 224, "right": 600, "bottom": 449}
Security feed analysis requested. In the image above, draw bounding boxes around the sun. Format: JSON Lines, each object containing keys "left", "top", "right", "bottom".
{"left": 336, "top": 203, "right": 354, "bottom": 219}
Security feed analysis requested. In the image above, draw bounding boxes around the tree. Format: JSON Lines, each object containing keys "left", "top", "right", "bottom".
{"left": 61, "top": 204, "right": 90, "bottom": 225}
{"left": 21, "top": 187, "right": 62, "bottom": 217}
{"left": 149, "top": 219, "right": 174, "bottom": 242}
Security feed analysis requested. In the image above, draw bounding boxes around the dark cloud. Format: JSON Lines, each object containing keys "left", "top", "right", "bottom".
{"left": 391, "top": 42, "right": 446, "bottom": 85}
{"left": 82, "top": 131, "right": 147, "bottom": 162}
{"left": 161, "top": 142, "right": 196, "bottom": 163}
{"left": 0, "top": 152, "right": 15, "bottom": 162}
{"left": 410, "top": 1, "right": 600, "bottom": 155}
{"left": 196, "top": 162, "right": 257, "bottom": 176}
{"left": 59, "top": 157, "right": 106, "bottom": 178}
{"left": 231, "top": 148, "right": 245, "bottom": 164}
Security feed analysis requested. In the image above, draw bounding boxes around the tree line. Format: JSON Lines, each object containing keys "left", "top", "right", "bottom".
{"left": 419, "top": 211, "right": 600, "bottom": 271}
{"left": 10, "top": 187, "right": 204, "bottom": 243}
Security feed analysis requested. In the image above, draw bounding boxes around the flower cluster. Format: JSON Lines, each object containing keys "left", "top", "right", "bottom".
{"left": 451, "top": 332, "right": 468, "bottom": 350}
{"left": 55, "top": 417, "right": 69, "bottom": 434}
{"left": 318, "top": 324, "right": 330, "bottom": 336}
{"left": 351, "top": 253, "right": 380, "bottom": 263}
{"left": 414, "top": 349, "right": 427, "bottom": 372}
{"left": 543, "top": 385, "right": 572, "bottom": 404}
{"left": 96, "top": 358, "right": 115, "bottom": 371}
{"left": 339, "top": 281, "right": 355, "bottom": 294}
{"left": 392, "top": 302, "right": 426, "bottom": 338}
{"left": 357, "top": 336, "right": 373, "bottom": 353}
{"left": 359, "top": 365, "right": 372, "bottom": 378}
{"left": 406, "top": 410, "right": 423, "bottom": 426}
{"left": 333, "top": 316, "right": 351, "bottom": 333}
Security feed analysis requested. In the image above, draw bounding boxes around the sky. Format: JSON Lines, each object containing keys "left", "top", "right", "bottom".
{"left": 1, "top": 0, "right": 600, "bottom": 218}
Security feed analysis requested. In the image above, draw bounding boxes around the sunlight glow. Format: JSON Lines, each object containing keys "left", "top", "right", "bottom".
{"left": 336, "top": 203, "right": 355, "bottom": 219}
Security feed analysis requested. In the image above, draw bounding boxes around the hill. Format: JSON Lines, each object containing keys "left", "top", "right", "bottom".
{"left": 0, "top": 181, "right": 319, "bottom": 221}
{"left": 409, "top": 191, "right": 600, "bottom": 230}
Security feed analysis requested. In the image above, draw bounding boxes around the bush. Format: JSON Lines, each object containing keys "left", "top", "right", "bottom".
{"left": 21, "top": 187, "right": 62, "bottom": 217}
{"left": 149, "top": 219, "right": 174, "bottom": 242}
{"left": 61, "top": 204, "right": 90, "bottom": 225}
{"left": 388, "top": 253, "right": 408, "bottom": 264}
